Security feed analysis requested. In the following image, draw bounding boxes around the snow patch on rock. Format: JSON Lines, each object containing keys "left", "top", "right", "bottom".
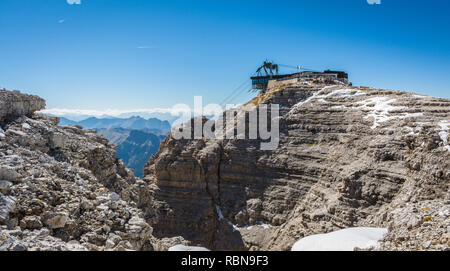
{"left": 325, "top": 88, "right": 366, "bottom": 98}
{"left": 168, "top": 244, "right": 210, "bottom": 251}
{"left": 411, "top": 94, "right": 427, "bottom": 99}
{"left": 244, "top": 221, "right": 272, "bottom": 230}
{"left": 216, "top": 205, "right": 272, "bottom": 232}
{"left": 403, "top": 126, "right": 422, "bottom": 136}
{"left": 22, "top": 123, "right": 31, "bottom": 130}
{"left": 357, "top": 97, "right": 423, "bottom": 129}
{"left": 216, "top": 205, "right": 225, "bottom": 220}
{"left": 289, "top": 87, "right": 365, "bottom": 114}
{"left": 291, "top": 227, "right": 388, "bottom": 251}
{"left": 216, "top": 205, "right": 239, "bottom": 231}
{"left": 437, "top": 121, "right": 450, "bottom": 151}
{"left": 290, "top": 86, "right": 332, "bottom": 111}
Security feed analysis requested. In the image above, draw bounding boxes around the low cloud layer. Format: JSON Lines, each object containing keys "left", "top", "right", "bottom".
{"left": 41, "top": 107, "right": 189, "bottom": 118}
{"left": 41, "top": 104, "right": 230, "bottom": 123}
{"left": 67, "top": 0, "right": 81, "bottom": 5}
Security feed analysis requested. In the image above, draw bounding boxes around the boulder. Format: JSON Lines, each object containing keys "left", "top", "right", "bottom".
{"left": 44, "top": 212, "right": 69, "bottom": 229}
{"left": 20, "top": 216, "right": 43, "bottom": 230}
{"left": 0, "top": 195, "right": 16, "bottom": 223}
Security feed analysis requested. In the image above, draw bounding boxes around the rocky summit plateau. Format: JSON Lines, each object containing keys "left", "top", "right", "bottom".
{"left": 0, "top": 81, "right": 449, "bottom": 251}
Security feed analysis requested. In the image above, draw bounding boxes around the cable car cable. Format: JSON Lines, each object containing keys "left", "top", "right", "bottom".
{"left": 219, "top": 81, "right": 249, "bottom": 107}
{"left": 218, "top": 78, "right": 250, "bottom": 107}
{"left": 221, "top": 81, "right": 251, "bottom": 107}
{"left": 225, "top": 86, "right": 255, "bottom": 106}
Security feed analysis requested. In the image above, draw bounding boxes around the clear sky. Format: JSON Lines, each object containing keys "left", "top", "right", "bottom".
{"left": 0, "top": 0, "right": 449, "bottom": 113}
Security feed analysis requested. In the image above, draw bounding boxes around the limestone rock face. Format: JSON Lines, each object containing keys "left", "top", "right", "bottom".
{"left": 141, "top": 82, "right": 450, "bottom": 251}
{"left": 1, "top": 84, "right": 448, "bottom": 251}
{"left": 0, "top": 89, "right": 45, "bottom": 123}
{"left": 0, "top": 89, "right": 162, "bottom": 251}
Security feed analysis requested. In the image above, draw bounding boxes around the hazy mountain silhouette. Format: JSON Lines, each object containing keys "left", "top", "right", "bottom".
{"left": 94, "top": 128, "right": 168, "bottom": 177}
{"left": 59, "top": 116, "right": 171, "bottom": 131}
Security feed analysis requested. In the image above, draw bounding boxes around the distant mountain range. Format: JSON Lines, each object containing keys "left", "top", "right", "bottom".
{"left": 57, "top": 116, "right": 170, "bottom": 177}
{"left": 96, "top": 128, "right": 167, "bottom": 177}
{"left": 59, "top": 116, "right": 172, "bottom": 131}
{"left": 44, "top": 111, "right": 181, "bottom": 123}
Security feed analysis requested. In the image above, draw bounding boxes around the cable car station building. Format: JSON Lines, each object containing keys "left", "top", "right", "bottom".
{"left": 251, "top": 70, "right": 349, "bottom": 91}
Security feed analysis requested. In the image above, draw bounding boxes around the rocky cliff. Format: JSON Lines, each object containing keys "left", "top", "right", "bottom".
{"left": 140, "top": 80, "right": 450, "bottom": 251}
{"left": 0, "top": 90, "right": 177, "bottom": 251}
{"left": 1, "top": 83, "right": 449, "bottom": 251}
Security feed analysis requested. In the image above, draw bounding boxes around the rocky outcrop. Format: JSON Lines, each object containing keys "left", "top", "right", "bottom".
{"left": 0, "top": 89, "right": 45, "bottom": 123}
{"left": 141, "top": 81, "right": 450, "bottom": 251}
{"left": 0, "top": 89, "right": 170, "bottom": 251}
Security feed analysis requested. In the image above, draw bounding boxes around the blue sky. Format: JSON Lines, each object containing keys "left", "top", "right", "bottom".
{"left": 0, "top": 0, "right": 449, "bottom": 115}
